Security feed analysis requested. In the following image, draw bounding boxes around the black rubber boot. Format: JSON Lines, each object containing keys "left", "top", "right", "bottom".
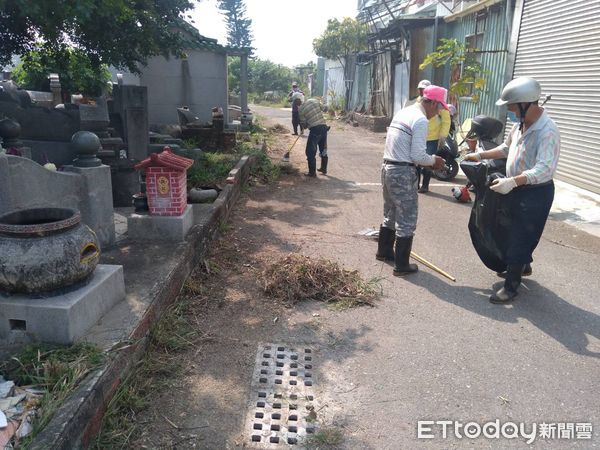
{"left": 496, "top": 263, "right": 532, "bottom": 278}
{"left": 305, "top": 159, "right": 317, "bottom": 177}
{"left": 375, "top": 226, "right": 395, "bottom": 261}
{"left": 393, "top": 236, "right": 418, "bottom": 276}
{"left": 418, "top": 170, "right": 431, "bottom": 193}
{"left": 490, "top": 264, "right": 522, "bottom": 304}
{"left": 317, "top": 156, "right": 329, "bottom": 174}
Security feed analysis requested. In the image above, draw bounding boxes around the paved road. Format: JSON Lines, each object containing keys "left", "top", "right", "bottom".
{"left": 252, "top": 104, "right": 600, "bottom": 449}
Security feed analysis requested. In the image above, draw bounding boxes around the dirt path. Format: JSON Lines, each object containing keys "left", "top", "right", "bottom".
{"left": 121, "top": 116, "right": 364, "bottom": 449}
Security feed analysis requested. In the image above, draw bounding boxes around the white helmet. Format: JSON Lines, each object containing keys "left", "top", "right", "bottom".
{"left": 418, "top": 79, "right": 431, "bottom": 89}
{"left": 496, "top": 77, "right": 541, "bottom": 105}
{"left": 291, "top": 92, "right": 304, "bottom": 103}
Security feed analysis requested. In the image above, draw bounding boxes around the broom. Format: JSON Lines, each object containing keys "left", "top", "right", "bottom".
{"left": 281, "top": 134, "right": 301, "bottom": 162}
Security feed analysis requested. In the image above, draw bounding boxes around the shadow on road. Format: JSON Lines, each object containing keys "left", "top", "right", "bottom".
{"left": 409, "top": 271, "right": 600, "bottom": 358}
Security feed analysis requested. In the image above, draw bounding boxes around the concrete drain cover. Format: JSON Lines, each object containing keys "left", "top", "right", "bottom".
{"left": 245, "top": 343, "right": 318, "bottom": 446}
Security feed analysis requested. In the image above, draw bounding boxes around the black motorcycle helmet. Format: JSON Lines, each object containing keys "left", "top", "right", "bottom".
{"left": 466, "top": 115, "right": 504, "bottom": 141}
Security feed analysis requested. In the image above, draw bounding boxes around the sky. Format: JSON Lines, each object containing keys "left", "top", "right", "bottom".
{"left": 189, "top": 0, "right": 358, "bottom": 67}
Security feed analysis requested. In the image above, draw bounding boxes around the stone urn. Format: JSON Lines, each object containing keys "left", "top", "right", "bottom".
{"left": 0, "top": 208, "right": 100, "bottom": 294}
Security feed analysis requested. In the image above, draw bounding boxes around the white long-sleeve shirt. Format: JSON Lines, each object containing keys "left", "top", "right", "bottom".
{"left": 500, "top": 110, "right": 560, "bottom": 185}
{"left": 383, "top": 104, "right": 437, "bottom": 166}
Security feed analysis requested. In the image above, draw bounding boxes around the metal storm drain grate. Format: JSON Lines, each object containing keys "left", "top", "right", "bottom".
{"left": 245, "top": 343, "right": 318, "bottom": 446}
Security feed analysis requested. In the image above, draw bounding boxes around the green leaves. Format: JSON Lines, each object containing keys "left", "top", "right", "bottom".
{"left": 419, "top": 38, "right": 488, "bottom": 103}
{"left": 313, "top": 17, "right": 368, "bottom": 60}
{"left": 0, "top": 0, "right": 194, "bottom": 73}
{"left": 11, "top": 47, "right": 111, "bottom": 97}
{"left": 228, "top": 56, "right": 294, "bottom": 95}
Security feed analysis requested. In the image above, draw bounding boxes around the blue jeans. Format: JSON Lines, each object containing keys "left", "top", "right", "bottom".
{"left": 305, "top": 124, "right": 328, "bottom": 167}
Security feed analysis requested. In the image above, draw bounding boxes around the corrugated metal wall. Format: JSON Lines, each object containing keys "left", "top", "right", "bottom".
{"left": 513, "top": 0, "right": 600, "bottom": 194}
{"left": 324, "top": 66, "right": 345, "bottom": 108}
{"left": 350, "top": 62, "right": 372, "bottom": 112}
{"left": 371, "top": 51, "right": 394, "bottom": 117}
{"left": 445, "top": 3, "right": 510, "bottom": 124}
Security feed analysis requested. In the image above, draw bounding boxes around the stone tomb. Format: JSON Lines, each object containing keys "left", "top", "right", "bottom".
{"left": 0, "top": 266, "right": 125, "bottom": 345}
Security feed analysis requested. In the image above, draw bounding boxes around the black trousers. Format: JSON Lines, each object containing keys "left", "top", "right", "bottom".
{"left": 505, "top": 182, "right": 554, "bottom": 265}
{"left": 292, "top": 111, "right": 303, "bottom": 134}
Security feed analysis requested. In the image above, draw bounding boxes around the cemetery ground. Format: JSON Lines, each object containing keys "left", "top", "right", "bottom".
{"left": 88, "top": 106, "right": 600, "bottom": 449}
{"left": 3, "top": 108, "right": 598, "bottom": 449}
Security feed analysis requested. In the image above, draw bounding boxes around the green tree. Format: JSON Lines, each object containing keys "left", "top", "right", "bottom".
{"left": 420, "top": 38, "right": 488, "bottom": 103}
{"left": 217, "top": 0, "right": 254, "bottom": 51}
{"left": 313, "top": 17, "right": 368, "bottom": 109}
{"left": 228, "top": 57, "right": 293, "bottom": 96}
{"left": 248, "top": 59, "right": 293, "bottom": 94}
{"left": 0, "top": 0, "right": 195, "bottom": 73}
{"left": 11, "top": 47, "right": 111, "bottom": 99}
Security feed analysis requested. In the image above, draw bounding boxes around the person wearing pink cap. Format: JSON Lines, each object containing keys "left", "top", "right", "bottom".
{"left": 376, "top": 85, "right": 445, "bottom": 276}
{"left": 418, "top": 85, "right": 451, "bottom": 193}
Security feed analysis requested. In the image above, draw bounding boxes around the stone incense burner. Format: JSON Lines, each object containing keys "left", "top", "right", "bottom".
{"left": 0, "top": 208, "right": 100, "bottom": 294}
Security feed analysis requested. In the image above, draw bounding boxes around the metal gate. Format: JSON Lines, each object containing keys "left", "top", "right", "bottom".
{"left": 513, "top": 0, "right": 600, "bottom": 193}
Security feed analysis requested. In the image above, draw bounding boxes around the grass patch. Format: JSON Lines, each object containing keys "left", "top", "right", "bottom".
{"left": 182, "top": 138, "right": 200, "bottom": 149}
{"left": 186, "top": 117, "right": 279, "bottom": 187}
{"left": 237, "top": 141, "right": 281, "bottom": 184}
{"left": 0, "top": 343, "right": 104, "bottom": 446}
{"left": 90, "top": 300, "right": 197, "bottom": 449}
{"left": 187, "top": 152, "right": 237, "bottom": 188}
{"left": 304, "top": 427, "right": 344, "bottom": 449}
{"left": 218, "top": 220, "right": 232, "bottom": 234}
{"left": 260, "top": 254, "right": 380, "bottom": 308}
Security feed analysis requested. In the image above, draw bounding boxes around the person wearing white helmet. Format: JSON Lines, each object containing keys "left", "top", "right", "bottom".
{"left": 417, "top": 79, "right": 431, "bottom": 91}
{"left": 288, "top": 82, "right": 305, "bottom": 135}
{"left": 404, "top": 79, "right": 431, "bottom": 108}
{"left": 464, "top": 77, "right": 560, "bottom": 304}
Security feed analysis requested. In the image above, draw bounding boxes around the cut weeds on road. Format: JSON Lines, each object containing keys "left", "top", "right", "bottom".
{"left": 261, "top": 254, "right": 380, "bottom": 309}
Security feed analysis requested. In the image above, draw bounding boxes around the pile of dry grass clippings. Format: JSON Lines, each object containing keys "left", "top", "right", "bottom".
{"left": 268, "top": 124, "right": 290, "bottom": 134}
{"left": 260, "top": 254, "right": 379, "bottom": 309}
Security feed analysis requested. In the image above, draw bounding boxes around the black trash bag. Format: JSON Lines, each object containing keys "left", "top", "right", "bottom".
{"left": 461, "top": 161, "right": 510, "bottom": 273}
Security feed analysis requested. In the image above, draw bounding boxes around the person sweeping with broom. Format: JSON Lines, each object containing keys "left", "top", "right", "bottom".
{"left": 299, "top": 97, "right": 329, "bottom": 177}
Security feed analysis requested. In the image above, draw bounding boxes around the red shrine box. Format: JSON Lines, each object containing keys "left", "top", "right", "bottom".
{"left": 135, "top": 147, "right": 194, "bottom": 216}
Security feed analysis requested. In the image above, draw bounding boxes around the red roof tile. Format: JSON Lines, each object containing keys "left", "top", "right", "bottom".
{"left": 135, "top": 147, "right": 194, "bottom": 171}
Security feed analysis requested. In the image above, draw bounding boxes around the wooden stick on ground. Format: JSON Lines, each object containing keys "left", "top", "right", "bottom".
{"left": 410, "top": 251, "right": 456, "bottom": 282}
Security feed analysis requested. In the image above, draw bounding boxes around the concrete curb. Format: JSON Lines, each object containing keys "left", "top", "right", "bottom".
{"left": 30, "top": 155, "right": 256, "bottom": 450}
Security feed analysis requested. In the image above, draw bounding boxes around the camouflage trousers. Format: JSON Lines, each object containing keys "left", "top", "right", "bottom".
{"left": 381, "top": 163, "right": 418, "bottom": 237}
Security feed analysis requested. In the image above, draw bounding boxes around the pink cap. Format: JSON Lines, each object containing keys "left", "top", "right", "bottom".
{"left": 423, "top": 85, "right": 449, "bottom": 110}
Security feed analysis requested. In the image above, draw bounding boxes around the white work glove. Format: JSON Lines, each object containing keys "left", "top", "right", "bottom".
{"left": 490, "top": 177, "right": 517, "bottom": 195}
{"left": 463, "top": 152, "right": 482, "bottom": 162}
